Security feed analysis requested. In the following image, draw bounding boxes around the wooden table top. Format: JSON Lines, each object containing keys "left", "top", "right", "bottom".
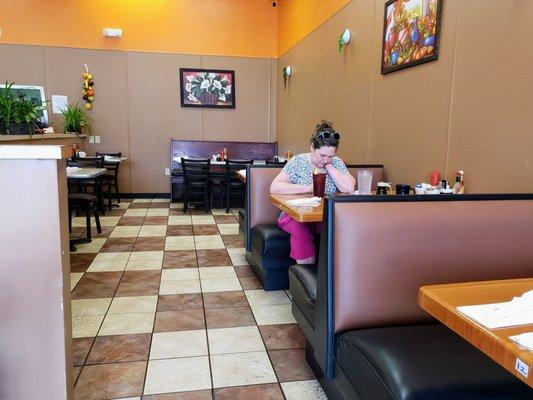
{"left": 269, "top": 194, "right": 324, "bottom": 223}
{"left": 67, "top": 167, "right": 107, "bottom": 179}
{"left": 419, "top": 278, "right": 533, "bottom": 388}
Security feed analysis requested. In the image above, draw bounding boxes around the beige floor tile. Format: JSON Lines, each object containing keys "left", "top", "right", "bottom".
{"left": 194, "top": 235, "right": 224, "bottom": 250}
{"left": 72, "top": 314, "right": 105, "bottom": 338}
{"left": 208, "top": 326, "right": 265, "bottom": 355}
{"left": 151, "top": 198, "right": 171, "bottom": 203}
{"left": 146, "top": 209, "right": 170, "bottom": 216}
{"left": 281, "top": 380, "right": 328, "bottom": 400}
{"left": 199, "top": 267, "right": 237, "bottom": 280}
{"left": 159, "top": 279, "right": 201, "bottom": 295}
{"left": 133, "top": 199, "right": 152, "bottom": 203}
{"left": 227, "top": 248, "right": 248, "bottom": 266}
{"left": 124, "top": 209, "right": 149, "bottom": 217}
{"left": 110, "top": 226, "right": 141, "bottom": 238}
{"left": 210, "top": 209, "right": 231, "bottom": 215}
{"left": 125, "top": 259, "right": 163, "bottom": 271}
{"left": 129, "top": 251, "right": 164, "bottom": 261}
{"left": 117, "top": 201, "right": 131, "bottom": 209}
{"left": 169, "top": 203, "right": 184, "bottom": 209}
{"left": 74, "top": 238, "right": 107, "bottom": 253}
{"left": 150, "top": 330, "right": 208, "bottom": 359}
{"left": 87, "top": 252, "right": 130, "bottom": 272}
{"left": 211, "top": 351, "right": 276, "bottom": 388}
{"left": 98, "top": 216, "right": 121, "bottom": 227}
{"left": 217, "top": 224, "right": 239, "bottom": 235}
{"left": 192, "top": 215, "right": 216, "bottom": 225}
{"left": 168, "top": 215, "right": 192, "bottom": 225}
{"left": 72, "top": 217, "right": 92, "bottom": 227}
{"left": 251, "top": 304, "right": 297, "bottom": 325}
{"left": 161, "top": 268, "right": 199, "bottom": 281}
{"left": 165, "top": 236, "right": 195, "bottom": 251}
{"left": 138, "top": 225, "right": 167, "bottom": 237}
{"left": 71, "top": 298, "right": 112, "bottom": 316}
{"left": 108, "top": 295, "right": 158, "bottom": 314}
{"left": 201, "top": 278, "right": 242, "bottom": 293}
{"left": 99, "top": 312, "right": 155, "bottom": 335}
{"left": 143, "top": 357, "right": 211, "bottom": 395}
{"left": 71, "top": 272, "right": 84, "bottom": 290}
{"left": 244, "top": 290, "right": 291, "bottom": 306}
{"left": 94, "top": 252, "right": 131, "bottom": 262}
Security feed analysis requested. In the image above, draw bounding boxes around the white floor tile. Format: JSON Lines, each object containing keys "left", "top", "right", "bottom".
{"left": 143, "top": 357, "right": 211, "bottom": 395}
{"left": 159, "top": 279, "right": 201, "bottom": 295}
{"left": 208, "top": 326, "right": 265, "bottom": 355}
{"left": 251, "top": 304, "right": 297, "bottom": 325}
{"left": 199, "top": 267, "right": 237, "bottom": 280}
{"left": 244, "top": 290, "right": 291, "bottom": 306}
{"left": 108, "top": 295, "right": 158, "bottom": 314}
{"left": 281, "top": 380, "right": 328, "bottom": 400}
{"left": 98, "top": 312, "right": 155, "bottom": 335}
{"left": 165, "top": 236, "right": 195, "bottom": 251}
{"left": 211, "top": 351, "right": 276, "bottom": 388}
{"left": 71, "top": 298, "right": 112, "bottom": 316}
{"left": 201, "top": 278, "right": 242, "bottom": 293}
{"left": 150, "top": 330, "right": 208, "bottom": 359}
{"left": 71, "top": 314, "right": 105, "bottom": 338}
{"left": 161, "top": 268, "right": 199, "bottom": 281}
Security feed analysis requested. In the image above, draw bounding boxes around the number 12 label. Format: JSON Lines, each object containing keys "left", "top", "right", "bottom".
{"left": 515, "top": 358, "right": 529, "bottom": 378}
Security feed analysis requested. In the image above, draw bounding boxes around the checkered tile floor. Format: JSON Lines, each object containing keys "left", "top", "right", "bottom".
{"left": 69, "top": 199, "right": 328, "bottom": 400}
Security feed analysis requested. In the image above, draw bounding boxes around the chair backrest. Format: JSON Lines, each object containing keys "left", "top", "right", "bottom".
{"left": 181, "top": 158, "right": 211, "bottom": 183}
{"left": 266, "top": 160, "right": 287, "bottom": 166}
{"left": 346, "top": 164, "right": 384, "bottom": 191}
{"left": 96, "top": 152, "right": 121, "bottom": 175}
{"left": 68, "top": 156, "right": 104, "bottom": 168}
{"left": 225, "top": 159, "right": 254, "bottom": 176}
{"left": 245, "top": 165, "right": 284, "bottom": 250}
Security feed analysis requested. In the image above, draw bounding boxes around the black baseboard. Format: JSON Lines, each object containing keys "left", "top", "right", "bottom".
{"left": 121, "top": 193, "right": 171, "bottom": 199}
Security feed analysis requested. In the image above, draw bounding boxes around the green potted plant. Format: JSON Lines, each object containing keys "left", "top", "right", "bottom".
{"left": 0, "top": 81, "right": 47, "bottom": 135}
{"left": 61, "top": 103, "right": 92, "bottom": 135}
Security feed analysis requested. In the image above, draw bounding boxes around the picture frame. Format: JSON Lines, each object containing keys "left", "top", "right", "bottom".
{"left": 381, "top": 0, "right": 443, "bottom": 74}
{"left": 179, "top": 68, "right": 235, "bottom": 109}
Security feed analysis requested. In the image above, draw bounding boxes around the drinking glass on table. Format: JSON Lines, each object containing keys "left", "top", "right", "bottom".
{"left": 313, "top": 171, "right": 327, "bottom": 197}
{"left": 357, "top": 170, "right": 373, "bottom": 195}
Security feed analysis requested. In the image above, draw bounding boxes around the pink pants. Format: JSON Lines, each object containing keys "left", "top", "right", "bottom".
{"left": 278, "top": 213, "right": 322, "bottom": 261}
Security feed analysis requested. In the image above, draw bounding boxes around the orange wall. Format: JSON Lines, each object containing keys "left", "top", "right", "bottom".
{"left": 0, "top": 0, "right": 278, "bottom": 58}
{"left": 277, "top": 0, "right": 352, "bottom": 56}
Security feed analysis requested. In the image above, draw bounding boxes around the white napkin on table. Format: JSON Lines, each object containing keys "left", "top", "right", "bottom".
{"left": 457, "top": 290, "right": 533, "bottom": 329}
{"left": 285, "top": 197, "right": 321, "bottom": 206}
{"left": 238, "top": 169, "right": 246, "bottom": 176}
{"left": 509, "top": 332, "right": 533, "bottom": 351}
{"left": 66, "top": 166, "right": 80, "bottom": 173}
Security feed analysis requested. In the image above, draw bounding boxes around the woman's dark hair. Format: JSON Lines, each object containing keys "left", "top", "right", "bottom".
{"left": 310, "top": 120, "right": 341, "bottom": 149}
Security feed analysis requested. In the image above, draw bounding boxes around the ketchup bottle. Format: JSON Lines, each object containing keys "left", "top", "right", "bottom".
{"left": 430, "top": 170, "right": 441, "bottom": 186}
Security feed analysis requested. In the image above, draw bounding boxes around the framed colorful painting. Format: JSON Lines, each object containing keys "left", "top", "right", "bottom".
{"left": 381, "top": 0, "right": 443, "bottom": 74}
{"left": 180, "top": 68, "right": 235, "bottom": 108}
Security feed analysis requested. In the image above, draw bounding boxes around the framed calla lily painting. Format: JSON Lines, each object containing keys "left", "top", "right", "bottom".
{"left": 180, "top": 68, "right": 235, "bottom": 108}
{"left": 381, "top": 0, "right": 443, "bottom": 74}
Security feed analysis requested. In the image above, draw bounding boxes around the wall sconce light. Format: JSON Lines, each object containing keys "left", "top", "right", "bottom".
{"left": 337, "top": 28, "right": 351, "bottom": 54}
{"left": 282, "top": 66, "right": 292, "bottom": 89}
{"left": 103, "top": 28, "right": 123, "bottom": 38}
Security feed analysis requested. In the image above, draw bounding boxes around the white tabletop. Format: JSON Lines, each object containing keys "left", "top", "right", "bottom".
{"left": 103, "top": 156, "right": 128, "bottom": 163}
{"left": 67, "top": 167, "right": 107, "bottom": 179}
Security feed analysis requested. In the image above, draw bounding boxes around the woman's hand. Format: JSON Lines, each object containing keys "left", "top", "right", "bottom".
{"left": 324, "top": 163, "right": 356, "bottom": 193}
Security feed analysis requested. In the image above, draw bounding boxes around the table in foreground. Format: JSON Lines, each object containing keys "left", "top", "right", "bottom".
{"left": 419, "top": 278, "right": 533, "bottom": 388}
{"left": 269, "top": 194, "right": 324, "bottom": 223}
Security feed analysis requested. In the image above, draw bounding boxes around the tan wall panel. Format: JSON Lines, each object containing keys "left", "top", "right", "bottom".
{"left": 269, "top": 58, "right": 278, "bottom": 142}
{"left": 446, "top": 1, "right": 533, "bottom": 192}
{"left": 368, "top": 0, "right": 458, "bottom": 185}
{"left": 322, "top": 0, "right": 376, "bottom": 164}
{"left": 0, "top": 44, "right": 46, "bottom": 87}
{"left": 201, "top": 56, "right": 273, "bottom": 143}
{"left": 44, "top": 47, "right": 132, "bottom": 192}
{"left": 127, "top": 52, "right": 202, "bottom": 193}
{"left": 277, "top": 27, "right": 328, "bottom": 156}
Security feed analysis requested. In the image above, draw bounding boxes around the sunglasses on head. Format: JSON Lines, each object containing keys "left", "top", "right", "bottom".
{"left": 315, "top": 130, "right": 341, "bottom": 141}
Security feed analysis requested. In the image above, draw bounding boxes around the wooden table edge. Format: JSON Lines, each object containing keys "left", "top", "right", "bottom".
{"left": 418, "top": 284, "right": 533, "bottom": 387}
{"left": 268, "top": 194, "right": 321, "bottom": 223}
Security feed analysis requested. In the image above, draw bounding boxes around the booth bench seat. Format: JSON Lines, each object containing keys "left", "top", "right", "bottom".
{"left": 290, "top": 194, "right": 533, "bottom": 400}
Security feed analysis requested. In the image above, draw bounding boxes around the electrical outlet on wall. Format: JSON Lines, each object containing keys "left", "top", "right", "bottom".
{"left": 89, "top": 135, "right": 95, "bottom": 143}
{"left": 95, "top": 136, "right": 101, "bottom": 144}
{"left": 165, "top": 168, "right": 170, "bottom": 176}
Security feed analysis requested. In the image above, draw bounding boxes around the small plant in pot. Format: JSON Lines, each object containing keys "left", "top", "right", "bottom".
{"left": 0, "top": 81, "right": 47, "bottom": 135}
{"left": 61, "top": 103, "right": 92, "bottom": 135}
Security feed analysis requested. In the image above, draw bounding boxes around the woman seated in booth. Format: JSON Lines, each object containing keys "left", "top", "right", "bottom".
{"left": 270, "top": 120, "right": 355, "bottom": 264}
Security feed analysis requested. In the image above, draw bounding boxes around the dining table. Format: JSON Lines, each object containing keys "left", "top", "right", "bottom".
{"left": 269, "top": 194, "right": 324, "bottom": 223}
{"left": 419, "top": 278, "right": 533, "bottom": 388}
{"left": 67, "top": 167, "right": 107, "bottom": 214}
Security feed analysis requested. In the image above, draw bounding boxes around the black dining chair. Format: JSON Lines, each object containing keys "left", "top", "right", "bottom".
{"left": 266, "top": 159, "right": 287, "bottom": 166}
{"left": 67, "top": 156, "right": 107, "bottom": 215}
{"left": 181, "top": 158, "right": 211, "bottom": 213}
{"left": 96, "top": 151, "right": 122, "bottom": 209}
{"left": 223, "top": 159, "right": 254, "bottom": 213}
{"left": 68, "top": 193, "right": 102, "bottom": 241}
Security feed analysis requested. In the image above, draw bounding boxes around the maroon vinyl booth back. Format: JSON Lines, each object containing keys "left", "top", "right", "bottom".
{"left": 331, "top": 199, "right": 533, "bottom": 333}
